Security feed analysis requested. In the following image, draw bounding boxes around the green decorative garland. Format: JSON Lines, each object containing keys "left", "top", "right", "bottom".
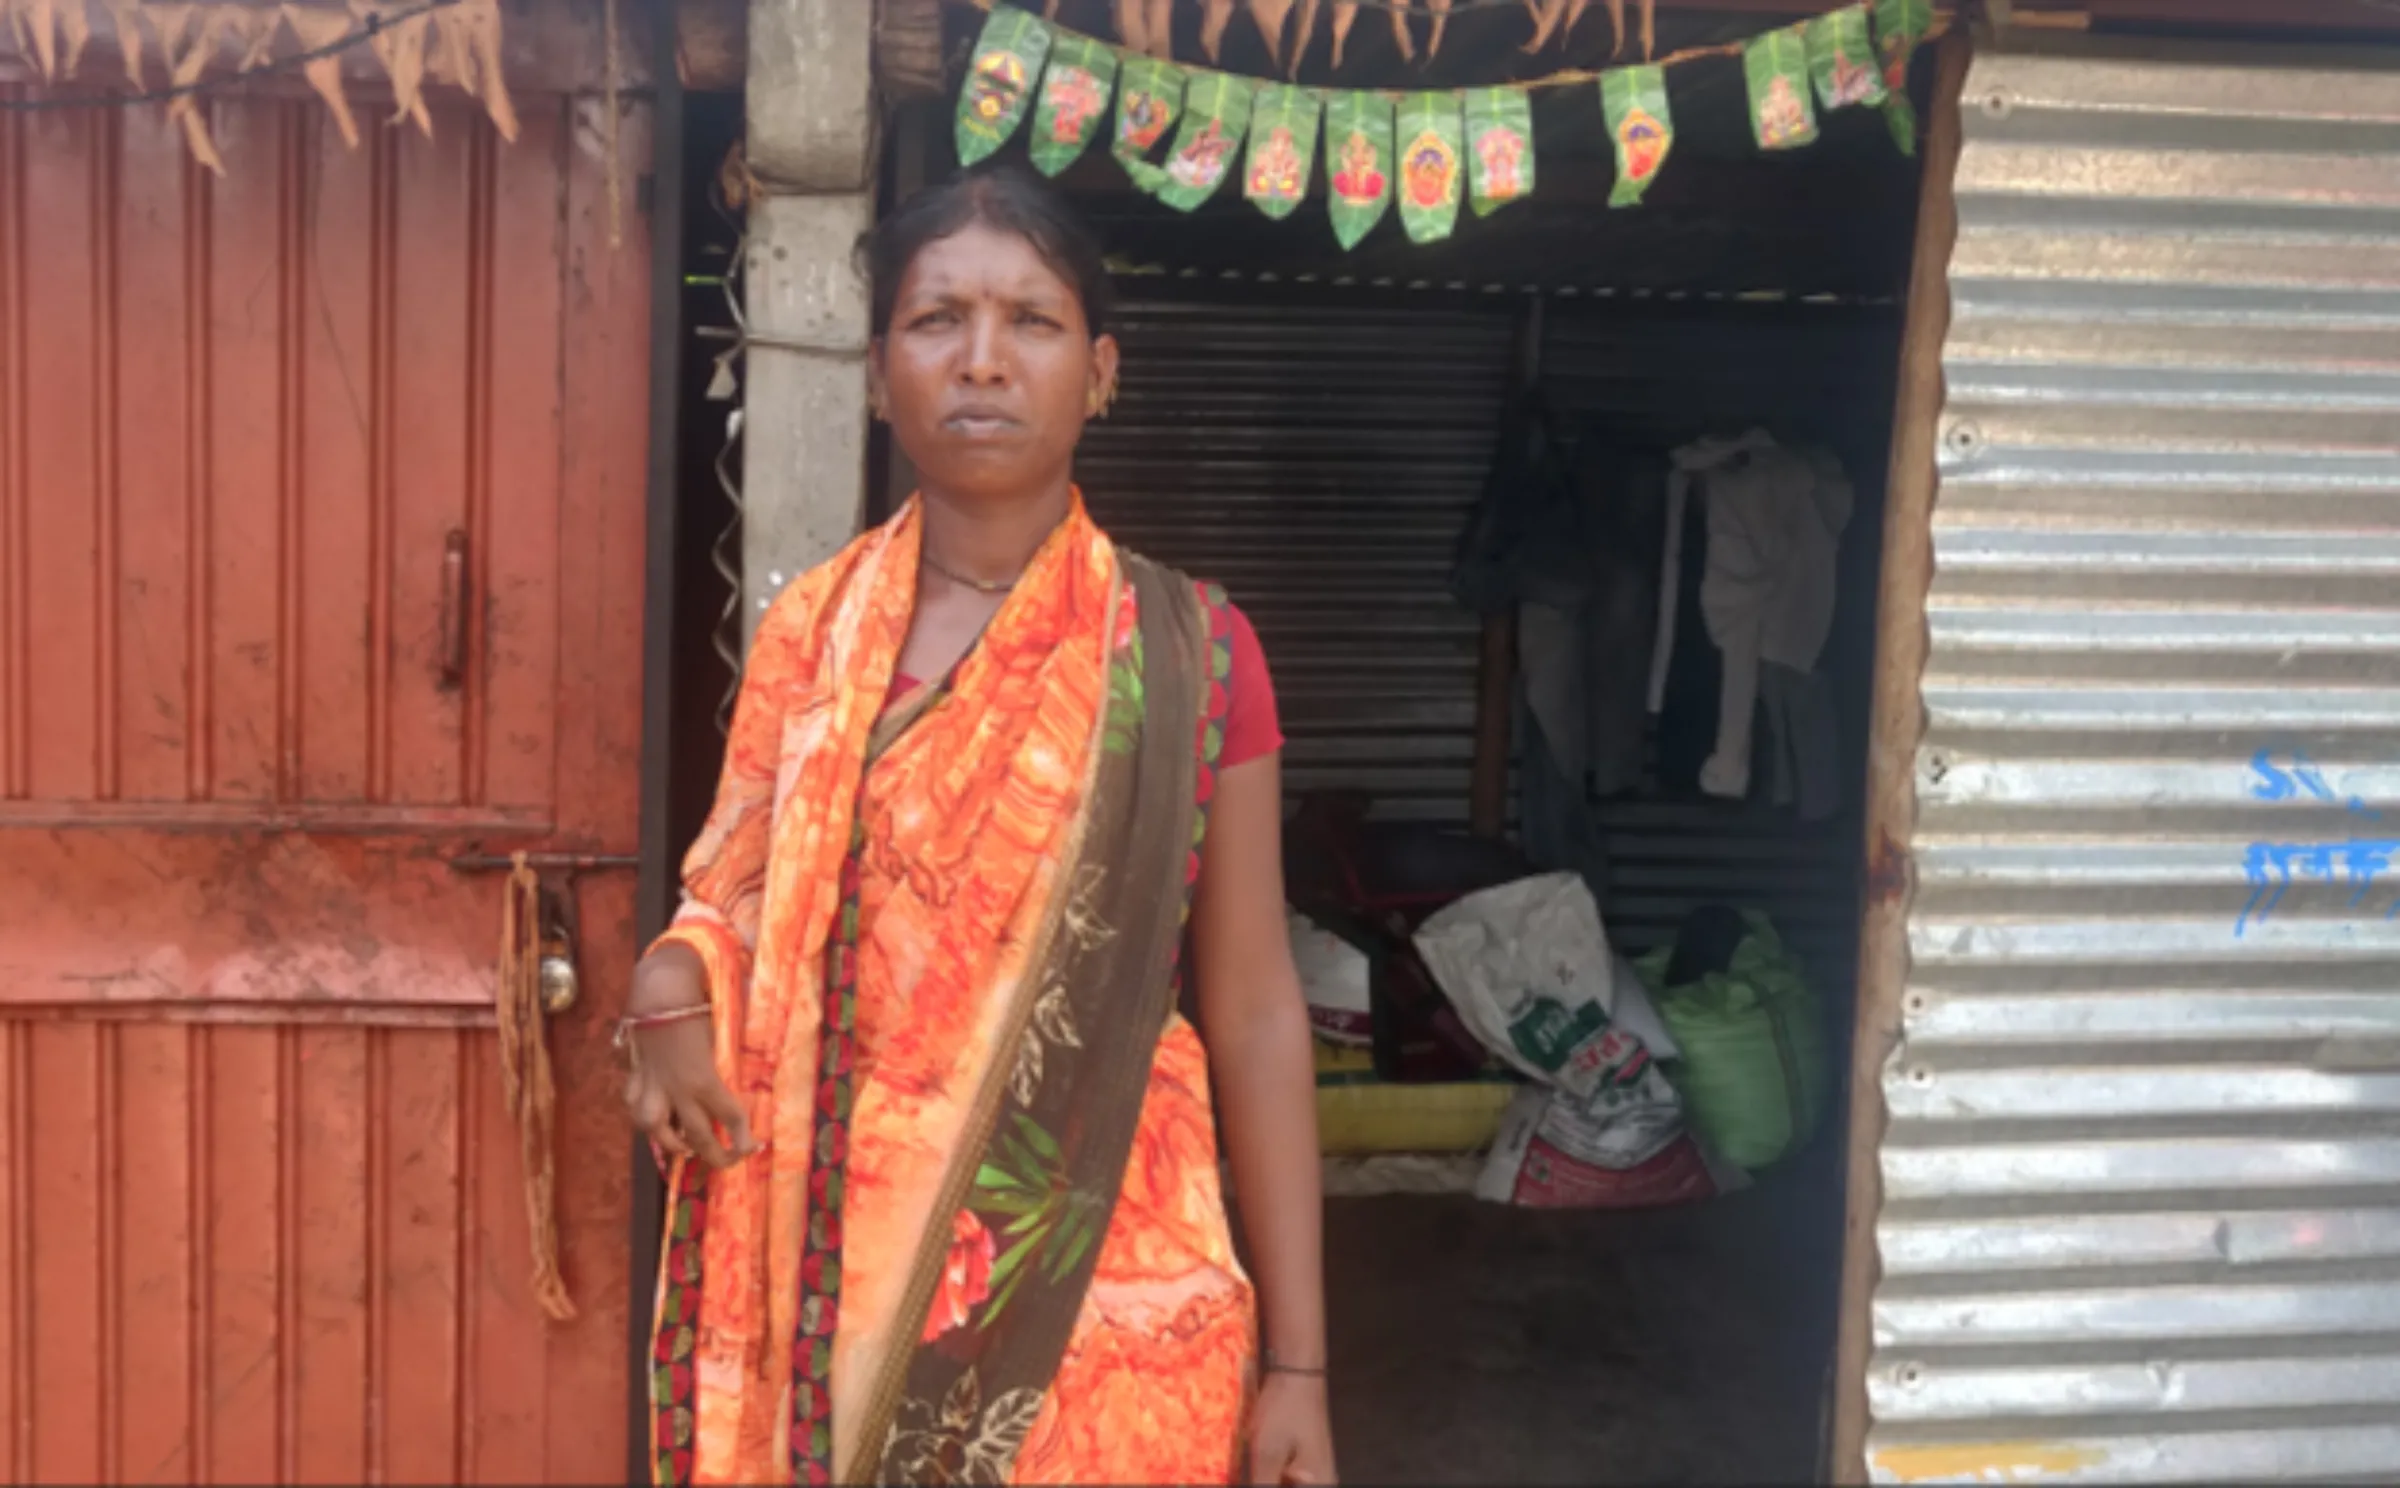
{"left": 955, "top": 0, "right": 1935, "bottom": 247}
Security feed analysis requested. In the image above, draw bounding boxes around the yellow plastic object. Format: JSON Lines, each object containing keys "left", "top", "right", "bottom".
{"left": 1312, "top": 1043, "right": 1514, "bottom": 1154}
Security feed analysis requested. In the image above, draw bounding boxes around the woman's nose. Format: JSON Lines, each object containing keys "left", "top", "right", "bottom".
{"left": 960, "top": 309, "right": 1008, "bottom": 385}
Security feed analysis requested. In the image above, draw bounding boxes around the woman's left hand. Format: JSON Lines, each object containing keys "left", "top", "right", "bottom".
{"left": 1249, "top": 1371, "right": 1337, "bottom": 1486}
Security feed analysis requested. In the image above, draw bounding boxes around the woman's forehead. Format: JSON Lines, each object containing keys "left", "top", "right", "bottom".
{"left": 899, "top": 225, "right": 1074, "bottom": 301}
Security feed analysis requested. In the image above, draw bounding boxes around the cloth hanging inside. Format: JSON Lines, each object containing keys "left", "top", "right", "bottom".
{"left": 1659, "top": 430, "right": 1852, "bottom": 805}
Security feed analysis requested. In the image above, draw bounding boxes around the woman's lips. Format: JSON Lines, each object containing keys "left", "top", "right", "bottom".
{"left": 941, "top": 405, "right": 1022, "bottom": 438}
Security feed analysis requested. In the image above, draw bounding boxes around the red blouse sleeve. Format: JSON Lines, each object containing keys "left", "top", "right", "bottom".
{"left": 1217, "top": 599, "right": 1283, "bottom": 772}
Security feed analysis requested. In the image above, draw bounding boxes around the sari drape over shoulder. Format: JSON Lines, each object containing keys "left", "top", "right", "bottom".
{"left": 646, "top": 499, "right": 1255, "bottom": 1486}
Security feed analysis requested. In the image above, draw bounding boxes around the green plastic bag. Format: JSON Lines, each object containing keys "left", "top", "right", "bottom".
{"left": 1637, "top": 914, "right": 1828, "bottom": 1173}
{"left": 955, "top": 6, "right": 1051, "bottom": 167}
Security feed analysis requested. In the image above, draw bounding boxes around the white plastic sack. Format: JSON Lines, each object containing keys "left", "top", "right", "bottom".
{"left": 1291, "top": 910, "right": 1373, "bottom": 1046}
{"left": 1415, "top": 873, "right": 1676, "bottom": 1098}
{"left": 1607, "top": 958, "right": 1681, "bottom": 1063}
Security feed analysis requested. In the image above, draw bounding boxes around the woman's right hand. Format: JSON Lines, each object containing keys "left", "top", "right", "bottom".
{"left": 622, "top": 942, "right": 756, "bottom": 1169}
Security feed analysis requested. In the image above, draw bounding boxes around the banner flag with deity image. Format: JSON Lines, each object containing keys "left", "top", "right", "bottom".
{"left": 1873, "top": 0, "right": 1933, "bottom": 155}
{"left": 1464, "top": 87, "right": 1535, "bottom": 218}
{"left": 1113, "top": 54, "right": 1186, "bottom": 192}
{"left": 1807, "top": 4, "right": 1886, "bottom": 112}
{"left": 1600, "top": 65, "right": 1672, "bottom": 208}
{"left": 1744, "top": 24, "right": 1818, "bottom": 152}
{"left": 1394, "top": 92, "right": 1465, "bottom": 244}
{"left": 955, "top": 6, "right": 1052, "bottom": 166}
{"left": 1030, "top": 32, "right": 1119, "bottom": 176}
{"left": 1324, "top": 90, "right": 1396, "bottom": 249}
{"left": 1153, "top": 70, "right": 1256, "bottom": 211}
{"left": 1244, "top": 83, "right": 1323, "bottom": 220}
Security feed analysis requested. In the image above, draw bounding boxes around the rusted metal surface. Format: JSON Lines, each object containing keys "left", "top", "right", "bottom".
{"left": 0, "top": 88, "right": 650, "bottom": 1480}
{"left": 1859, "top": 42, "right": 2400, "bottom": 1484}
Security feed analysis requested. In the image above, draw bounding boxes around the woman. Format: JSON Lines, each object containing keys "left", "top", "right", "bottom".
{"left": 622, "top": 165, "right": 1336, "bottom": 1488}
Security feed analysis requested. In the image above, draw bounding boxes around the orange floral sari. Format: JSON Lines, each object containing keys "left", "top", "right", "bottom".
{"left": 647, "top": 499, "right": 1255, "bottom": 1486}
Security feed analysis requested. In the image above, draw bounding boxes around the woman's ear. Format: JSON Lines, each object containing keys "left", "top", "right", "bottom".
{"left": 1086, "top": 333, "right": 1122, "bottom": 420}
{"left": 866, "top": 338, "right": 890, "bottom": 423}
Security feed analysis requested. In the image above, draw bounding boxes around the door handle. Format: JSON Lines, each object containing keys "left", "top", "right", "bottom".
{"left": 438, "top": 529, "right": 470, "bottom": 690}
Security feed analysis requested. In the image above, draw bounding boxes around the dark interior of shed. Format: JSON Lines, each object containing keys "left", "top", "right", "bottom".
{"left": 896, "top": 2, "right": 1929, "bottom": 1479}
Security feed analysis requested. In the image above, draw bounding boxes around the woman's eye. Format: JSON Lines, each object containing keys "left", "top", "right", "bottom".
{"left": 908, "top": 308, "right": 959, "bottom": 330}
{"left": 1016, "top": 309, "right": 1062, "bottom": 330}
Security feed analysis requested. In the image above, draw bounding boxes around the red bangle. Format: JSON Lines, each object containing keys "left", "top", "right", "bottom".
{"left": 613, "top": 1002, "right": 711, "bottom": 1048}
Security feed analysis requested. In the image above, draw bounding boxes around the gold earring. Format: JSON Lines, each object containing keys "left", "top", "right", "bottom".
{"left": 1088, "top": 383, "right": 1116, "bottom": 420}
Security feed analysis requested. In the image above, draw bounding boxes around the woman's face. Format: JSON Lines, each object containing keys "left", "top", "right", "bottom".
{"left": 869, "top": 220, "right": 1119, "bottom": 505}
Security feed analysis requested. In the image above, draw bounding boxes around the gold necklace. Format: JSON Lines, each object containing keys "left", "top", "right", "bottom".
{"left": 922, "top": 550, "right": 1019, "bottom": 595}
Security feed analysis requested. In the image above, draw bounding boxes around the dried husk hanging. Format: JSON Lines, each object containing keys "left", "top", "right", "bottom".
{"left": 0, "top": 0, "right": 519, "bottom": 170}
{"left": 1287, "top": 0, "right": 1318, "bottom": 77}
{"left": 1199, "top": 0, "right": 1236, "bottom": 59}
{"left": 1247, "top": 0, "right": 1291, "bottom": 66}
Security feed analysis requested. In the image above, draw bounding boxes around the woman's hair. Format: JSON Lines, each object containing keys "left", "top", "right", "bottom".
{"left": 858, "top": 163, "right": 1115, "bottom": 338}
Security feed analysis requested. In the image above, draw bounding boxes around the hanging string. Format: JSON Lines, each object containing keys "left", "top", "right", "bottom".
{"left": 498, "top": 853, "right": 578, "bottom": 1324}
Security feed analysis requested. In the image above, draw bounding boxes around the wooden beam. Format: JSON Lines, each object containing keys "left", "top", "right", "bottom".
{"left": 1827, "top": 25, "right": 1970, "bottom": 1488}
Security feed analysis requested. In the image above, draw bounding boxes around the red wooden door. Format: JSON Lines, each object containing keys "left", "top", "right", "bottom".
{"left": 0, "top": 91, "right": 649, "bottom": 1483}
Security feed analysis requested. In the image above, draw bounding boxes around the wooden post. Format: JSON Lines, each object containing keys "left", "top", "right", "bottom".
{"left": 739, "top": 0, "right": 879, "bottom": 639}
{"left": 1827, "top": 31, "right": 1972, "bottom": 1487}
{"left": 1469, "top": 297, "right": 1543, "bottom": 838}
{"left": 1469, "top": 612, "right": 1517, "bottom": 838}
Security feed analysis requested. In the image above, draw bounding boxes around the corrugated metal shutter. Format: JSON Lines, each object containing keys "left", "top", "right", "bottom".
{"left": 1080, "top": 297, "right": 1515, "bottom": 820}
{"left": 1865, "top": 47, "right": 2400, "bottom": 1484}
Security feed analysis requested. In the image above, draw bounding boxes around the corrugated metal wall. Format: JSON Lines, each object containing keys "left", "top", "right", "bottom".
{"left": 1082, "top": 291, "right": 1899, "bottom": 971}
{"left": 1864, "top": 47, "right": 2400, "bottom": 1484}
